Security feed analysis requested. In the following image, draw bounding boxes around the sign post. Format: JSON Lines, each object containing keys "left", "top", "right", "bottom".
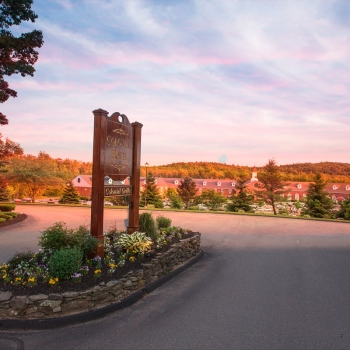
{"left": 91, "top": 109, "right": 142, "bottom": 256}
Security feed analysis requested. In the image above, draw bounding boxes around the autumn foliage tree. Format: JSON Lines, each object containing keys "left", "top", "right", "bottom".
{"left": 177, "top": 177, "right": 197, "bottom": 209}
{"left": 0, "top": 0, "right": 44, "bottom": 125}
{"left": 255, "top": 159, "right": 290, "bottom": 215}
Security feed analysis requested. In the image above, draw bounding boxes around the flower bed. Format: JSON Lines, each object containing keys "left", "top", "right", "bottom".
{"left": 0, "top": 233, "right": 201, "bottom": 319}
{"left": 0, "top": 215, "right": 201, "bottom": 320}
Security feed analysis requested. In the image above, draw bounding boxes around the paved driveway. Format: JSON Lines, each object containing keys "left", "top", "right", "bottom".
{"left": 1, "top": 206, "right": 350, "bottom": 349}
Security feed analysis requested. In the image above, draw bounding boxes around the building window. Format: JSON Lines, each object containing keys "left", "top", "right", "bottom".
{"left": 297, "top": 184, "right": 302, "bottom": 189}
{"left": 229, "top": 189, "right": 232, "bottom": 194}
{"left": 203, "top": 181, "right": 207, "bottom": 186}
{"left": 333, "top": 185, "right": 338, "bottom": 190}
{"left": 295, "top": 193, "right": 299, "bottom": 200}
{"left": 231, "top": 182, "right": 235, "bottom": 187}
{"left": 77, "top": 178, "right": 81, "bottom": 184}
{"left": 346, "top": 185, "right": 350, "bottom": 190}
{"left": 217, "top": 181, "right": 221, "bottom": 186}
{"left": 174, "top": 180, "right": 178, "bottom": 185}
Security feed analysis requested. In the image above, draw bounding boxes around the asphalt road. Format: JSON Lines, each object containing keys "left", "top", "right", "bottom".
{"left": 1, "top": 205, "right": 350, "bottom": 349}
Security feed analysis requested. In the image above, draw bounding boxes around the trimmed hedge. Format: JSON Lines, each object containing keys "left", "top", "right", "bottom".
{"left": 0, "top": 204, "right": 16, "bottom": 212}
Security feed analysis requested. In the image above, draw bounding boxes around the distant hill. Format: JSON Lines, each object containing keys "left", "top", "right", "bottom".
{"left": 141, "top": 161, "right": 350, "bottom": 182}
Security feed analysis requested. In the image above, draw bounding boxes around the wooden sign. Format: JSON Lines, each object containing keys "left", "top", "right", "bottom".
{"left": 104, "top": 185, "right": 132, "bottom": 196}
{"left": 105, "top": 113, "right": 133, "bottom": 180}
{"left": 91, "top": 109, "right": 143, "bottom": 256}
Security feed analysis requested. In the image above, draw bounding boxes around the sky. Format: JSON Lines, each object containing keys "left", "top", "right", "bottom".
{"left": 2, "top": 0, "right": 350, "bottom": 166}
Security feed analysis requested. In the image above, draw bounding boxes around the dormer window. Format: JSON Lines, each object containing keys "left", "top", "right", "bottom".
{"left": 346, "top": 185, "right": 350, "bottom": 190}
{"left": 297, "top": 184, "right": 302, "bottom": 189}
{"left": 174, "top": 180, "right": 178, "bottom": 185}
{"left": 77, "top": 178, "right": 81, "bottom": 183}
{"left": 203, "top": 181, "right": 207, "bottom": 186}
{"left": 333, "top": 185, "right": 338, "bottom": 190}
{"left": 231, "top": 182, "right": 235, "bottom": 187}
{"left": 217, "top": 181, "right": 221, "bottom": 186}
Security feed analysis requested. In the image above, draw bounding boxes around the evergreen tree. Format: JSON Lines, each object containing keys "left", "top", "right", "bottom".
{"left": 255, "top": 159, "right": 290, "bottom": 215}
{"left": 59, "top": 182, "right": 80, "bottom": 204}
{"left": 337, "top": 196, "right": 350, "bottom": 220}
{"left": 140, "top": 172, "right": 162, "bottom": 207}
{"left": 227, "top": 177, "right": 254, "bottom": 212}
{"left": 177, "top": 177, "right": 197, "bottom": 209}
{"left": 302, "top": 173, "right": 334, "bottom": 218}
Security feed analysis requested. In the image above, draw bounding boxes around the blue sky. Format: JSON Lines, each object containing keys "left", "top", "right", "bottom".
{"left": 2, "top": 0, "right": 350, "bottom": 166}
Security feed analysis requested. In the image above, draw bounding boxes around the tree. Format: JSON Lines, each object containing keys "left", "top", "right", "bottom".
{"left": 302, "top": 173, "right": 334, "bottom": 218}
{"left": 177, "top": 177, "right": 197, "bottom": 209}
{"left": 227, "top": 177, "right": 254, "bottom": 212}
{"left": 0, "top": 132, "right": 23, "bottom": 170}
{"left": 140, "top": 172, "right": 162, "bottom": 207}
{"left": 197, "top": 189, "right": 227, "bottom": 211}
{"left": 6, "top": 154, "right": 62, "bottom": 202}
{"left": 59, "top": 182, "right": 80, "bottom": 204}
{"left": 0, "top": 0, "right": 44, "bottom": 125}
{"left": 337, "top": 196, "right": 350, "bottom": 220}
{"left": 0, "top": 174, "right": 9, "bottom": 201}
{"left": 255, "top": 159, "right": 290, "bottom": 215}
{"left": 165, "top": 187, "right": 183, "bottom": 209}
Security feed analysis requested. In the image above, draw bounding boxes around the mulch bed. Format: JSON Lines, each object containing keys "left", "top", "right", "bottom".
{"left": 0, "top": 214, "right": 27, "bottom": 229}
{"left": 0, "top": 231, "right": 196, "bottom": 297}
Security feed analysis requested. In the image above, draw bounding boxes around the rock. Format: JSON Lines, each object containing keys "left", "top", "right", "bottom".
{"left": 92, "top": 286, "right": 101, "bottom": 293}
{"left": 10, "top": 298, "right": 26, "bottom": 311}
{"left": 62, "top": 292, "right": 79, "bottom": 298}
{"left": 49, "top": 294, "right": 64, "bottom": 301}
{"left": 52, "top": 306, "right": 61, "bottom": 313}
{"left": 29, "top": 294, "right": 48, "bottom": 302}
{"left": 40, "top": 300, "right": 62, "bottom": 308}
{"left": 0, "top": 291, "right": 12, "bottom": 301}
{"left": 124, "top": 280, "right": 132, "bottom": 288}
{"left": 0, "top": 308, "right": 8, "bottom": 317}
{"left": 61, "top": 300, "right": 90, "bottom": 315}
{"left": 130, "top": 277, "right": 138, "bottom": 282}
{"left": 106, "top": 280, "right": 121, "bottom": 287}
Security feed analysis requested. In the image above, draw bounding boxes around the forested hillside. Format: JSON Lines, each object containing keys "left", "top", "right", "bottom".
{"left": 141, "top": 162, "right": 350, "bottom": 182}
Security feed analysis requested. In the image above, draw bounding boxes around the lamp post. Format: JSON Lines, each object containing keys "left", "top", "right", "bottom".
{"left": 144, "top": 162, "right": 149, "bottom": 207}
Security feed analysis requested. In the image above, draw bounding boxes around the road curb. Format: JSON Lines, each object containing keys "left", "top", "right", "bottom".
{"left": 0, "top": 250, "right": 204, "bottom": 331}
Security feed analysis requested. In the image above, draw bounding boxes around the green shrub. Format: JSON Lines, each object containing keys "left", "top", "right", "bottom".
{"left": 5, "top": 212, "right": 17, "bottom": 218}
{"left": 139, "top": 212, "right": 158, "bottom": 241}
{"left": 39, "top": 222, "right": 79, "bottom": 251}
{"left": 48, "top": 248, "right": 83, "bottom": 280}
{"left": 8, "top": 250, "right": 36, "bottom": 269}
{"left": 156, "top": 215, "right": 172, "bottom": 229}
{"left": 0, "top": 218, "right": 6, "bottom": 223}
{"left": 73, "top": 225, "right": 98, "bottom": 258}
{"left": 39, "top": 222, "right": 98, "bottom": 258}
{"left": 0, "top": 204, "right": 15, "bottom": 212}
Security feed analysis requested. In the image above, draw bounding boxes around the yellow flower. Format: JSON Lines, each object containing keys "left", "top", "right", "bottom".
{"left": 28, "top": 277, "right": 35, "bottom": 282}
{"left": 15, "top": 277, "right": 21, "bottom": 281}
{"left": 49, "top": 278, "right": 57, "bottom": 285}
{"left": 55, "top": 278, "right": 59, "bottom": 282}
{"left": 129, "top": 256, "right": 136, "bottom": 262}
{"left": 109, "top": 263, "right": 115, "bottom": 268}
{"left": 94, "top": 269, "right": 101, "bottom": 274}
{"left": 2, "top": 274, "right": 7, "bottom": 279}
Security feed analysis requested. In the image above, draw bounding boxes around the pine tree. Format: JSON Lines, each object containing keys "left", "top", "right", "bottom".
{"left": 255, "top": 159, "right": 290, "bottom": 215}
{"left": 140, "top": 172, "right": 162, "bottom": 207}
{"left": 177, "top": 177, "right": 197, "bottom": 209}
{"left": 337, "top": 196, "right": 350, "bottom": 220}
{"left": 302, "top": 173, "right": 334, "bottom": 218}
{"left": 227, "top": 177, "right": 254, "bottom": 212}
{"left": 59, "top": 182, "right": 80, "bottom": 204}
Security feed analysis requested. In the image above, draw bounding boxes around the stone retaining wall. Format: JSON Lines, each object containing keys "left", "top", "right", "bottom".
{"left": 0, "top": 234, "right": 201, "bottom": 320}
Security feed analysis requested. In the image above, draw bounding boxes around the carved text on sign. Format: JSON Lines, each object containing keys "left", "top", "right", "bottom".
{"left": 104, "top": 185, "right": 132, "bottom": 197}
{"left": 105, "top": 113, "right": 133, "bottom": 179}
